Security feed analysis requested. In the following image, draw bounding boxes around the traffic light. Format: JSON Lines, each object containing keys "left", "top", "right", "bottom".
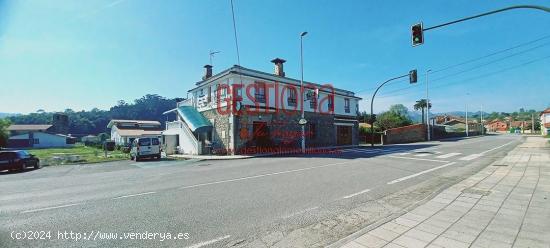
{"left": 411, "top": 23, "right": 424, "bottom": 46}
{"left": 409, "top": 69, "right": 417, "bottom": 84}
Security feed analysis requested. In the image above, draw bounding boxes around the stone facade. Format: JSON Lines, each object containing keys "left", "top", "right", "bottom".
{"left": 201, "top": 108, "right": 232, "bottom": 154}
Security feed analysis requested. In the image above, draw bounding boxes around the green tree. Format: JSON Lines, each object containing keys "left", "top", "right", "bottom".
{"left": 0, "top": 118, "right": 11, "bottom": 147}
{"left": 375, "top": 104, "right": 412, "bottom": 131}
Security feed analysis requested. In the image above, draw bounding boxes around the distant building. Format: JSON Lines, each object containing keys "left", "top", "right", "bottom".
{"left": 541, "top": 108, "right": 550, "bottom": 136}
{"left": 6, "top": 114, "right": 76, "bottom": 148}
{"left": 6, "top": 125, "right": 76, "bottom": 148}
{"left": 107, "top": 119, "right": 162, "bottom": 145}
{"left": 486, "top": 120, "right": 508, "bottom": 132}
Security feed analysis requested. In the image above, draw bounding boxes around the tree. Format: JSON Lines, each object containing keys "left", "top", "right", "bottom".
{"left": 375, "top": 104, "right": 412, "bottom": 131}
{"left": 413, "top": 99, "right": 432, "bottom": 124}
{"left": 0, "top": 118, "right": 11, "bottom": 147}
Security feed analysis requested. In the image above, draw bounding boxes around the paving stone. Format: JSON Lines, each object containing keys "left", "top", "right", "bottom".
{"left": 402, "top": 228, "right": 437, "bottom": 243}
{"left": 431, "top": 236, "right": 470, "bottom": 248}
{"left": 379, "top": 221, "right": 410, "bottom": 235}
{"left": 392, "top": 234, "right": 429, "bottom": 248}
{"left": 513, "top": 237, "right": 549, "bottom": 248}
{"left": 354, "top": 233, "right": 387, "bottom": 248}
{"left": 368, "top": 227, "right": 400, "bottom": 242}
{"left": 341, "top": 241, "right": 367, "bottom": 248}
{"left": 471, "top": 237, "right": 513, "bottom": 248}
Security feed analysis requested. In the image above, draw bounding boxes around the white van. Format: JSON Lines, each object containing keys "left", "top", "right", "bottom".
{"left": 130, "top": 137, "right": 161, "bottom": 161}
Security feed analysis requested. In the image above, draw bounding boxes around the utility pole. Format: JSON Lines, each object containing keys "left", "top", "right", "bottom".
{"left": 532, "top": 113, "right": 535, "bottom": 134}
{"left": 465, "top": 104, "right": 469, "bottom": 137}
{"left": 426, "top": 70, "right": 432, "bottom": 141}
{"left": 300, "top": 31, "right": 308, "bottom": 153}
{"left": 480, "top": 104, "right": 484, "bottom": 135}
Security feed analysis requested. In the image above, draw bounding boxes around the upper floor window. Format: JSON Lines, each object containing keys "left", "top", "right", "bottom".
{"left": 199, "top": 88, "right": 204, "bottom": 97}
{"left": 287, "top": 87, "right": 297, "bottom": 107}
{"left": 344, "top": 98, "right": 350, "bottom": 113}
{"left": 207, "top": 86, "right": 211, "bottom": 103}
{"left": 328, "top": 95, "right": 334, "bottom": 111}
{"left": 310, "top": 91, "right": 317, "bottom": 109}
{"left": 255, "top": 82, "right": 266, "bottom": 103}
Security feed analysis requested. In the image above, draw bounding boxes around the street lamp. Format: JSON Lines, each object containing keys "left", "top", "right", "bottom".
{"left": 426, "top": 69, "right": 432, "bottom": 141}
{"left": 370, "top": 70, "right": 418, "bottom": 147}
{"left": 300, "top": 31, "right": 308, "bottom": 153}
{"left": 465, "top": 93, "right": 470, "bottom": 137}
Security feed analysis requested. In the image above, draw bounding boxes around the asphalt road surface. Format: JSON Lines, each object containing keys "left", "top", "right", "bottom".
{"left": 0, "top": 134, "right": 522, "bottom": 248}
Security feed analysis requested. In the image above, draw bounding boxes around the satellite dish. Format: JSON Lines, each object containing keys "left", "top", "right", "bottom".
{"left": 298, "top": 118, "right": 308, "bottom": 125}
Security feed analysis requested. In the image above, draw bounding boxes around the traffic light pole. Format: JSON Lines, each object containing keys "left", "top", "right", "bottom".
{"left": 370, "top": 74, "right": 410, "bottom": 147}
{"left": 423, "top": 5, "right": 550, "bottom": 32}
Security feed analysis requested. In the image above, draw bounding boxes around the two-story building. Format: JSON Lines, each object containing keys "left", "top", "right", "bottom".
{"left": 162, "top": 59, "right": 361, "bottom": 155}
{"left": 107, "top": 119, "right": 163, "bottom": 146}
{"left": 541, "top": 108, "right": 550, "bottom": 136}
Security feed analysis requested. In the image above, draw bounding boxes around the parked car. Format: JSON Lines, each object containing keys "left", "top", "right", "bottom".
{"left": 130, "top": 137, "right": 161, "bottom": 161}
{"left": 0, "top": 150, "right": 41, "bottom": 172}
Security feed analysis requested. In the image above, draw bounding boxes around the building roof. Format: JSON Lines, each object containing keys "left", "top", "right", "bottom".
{"left": 7, "top": 124, "right": 53, "bottom": 131}
{"left": 540, "top": 108, "right": 550, "bottom": 116}
{"left": 107, "top": 119, "right": 161, "bottom": 128}
{"left": 544, "top": 123, "right": 550, "bottom": 128}
{"left": 115, "top": 129, "right": 163, "bottom": 137}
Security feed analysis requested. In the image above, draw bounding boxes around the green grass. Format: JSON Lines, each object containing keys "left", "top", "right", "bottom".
{"left": 26, "top": 144, "right": 129, "bottom": 166}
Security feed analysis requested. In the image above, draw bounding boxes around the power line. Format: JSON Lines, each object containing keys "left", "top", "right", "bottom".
{"left": 230, "top": 0, "right": 241, "bottom": 66}
{"left": 355, "top": 33, "right": 550, "bottom": 95}
{"left": 377, "top": 39, "right": 550, "bottom": 98}
{"left": 431, "top": 34, "right": 550, "bottom": 74}
{"left": 378, "top": 54, "right": 550, "bottom": 99}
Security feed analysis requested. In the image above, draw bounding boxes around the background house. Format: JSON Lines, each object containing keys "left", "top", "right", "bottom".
{"left": 107, "top": 119, "right": 162, "bottom": 145}
{"left": 486, "top": 120, "right": 508, "bottom": 132}
{"left": 6, "top": 113, "right": 75, "bottom": 148}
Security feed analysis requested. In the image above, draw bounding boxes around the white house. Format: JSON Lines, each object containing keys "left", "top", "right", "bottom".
{"left": 541, "top": 108, "right": 550, "bottom": 136}
{"left": 107, "top": 119, "right": 163, "bottom": 145}
{"left": 6, "top": 124, "right": 76, "bottom": 148}
{"left": 163, "top": 59, "right": 361, "bottom": 155}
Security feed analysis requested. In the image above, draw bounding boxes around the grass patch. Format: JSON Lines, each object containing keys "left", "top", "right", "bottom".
{"left": 27, "top": 144, "right": 129, "bottom": 166}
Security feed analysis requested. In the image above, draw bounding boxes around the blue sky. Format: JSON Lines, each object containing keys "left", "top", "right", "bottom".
{"left": 0, "top": 0, "right": 549, "bottom": 114}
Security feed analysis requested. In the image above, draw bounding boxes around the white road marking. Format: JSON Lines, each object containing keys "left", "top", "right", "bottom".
{"left": 387, "top": 162, "right": 456, "bottom": 185}
{"left": 480, "top": 141, "right": 515, "bottom": 154}
{"left": 113, "top": 191, "right": 156, "bottom": 199}
{"left": 180, "top": 161, "right": 353, "bottom": 190}
{"left": 459, "top": 154, "right": 483, "bottom": 161}
{"left": 21, "top": 203, "right": 82, "bottom": 214}
{"left": 414, "top": 153, "right": 431, "bottom": 157}
{"left": 387, "top": 156, "right": 449, "bottom": 163}
{"left": 458, "top": 140, "right": 516, "bottom": 161}
{"left": 185, "top": 235, "right": 231, "bottom": 248}
{"left": 342, "top": 188, "right": 371, "bottom": 199}
{"left": 436, "top": 152, "right": 462, "bottom": 158}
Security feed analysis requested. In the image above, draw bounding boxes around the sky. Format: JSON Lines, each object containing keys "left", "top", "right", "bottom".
{"left": 0, "top": 0, "right": 549, "bottom": 114}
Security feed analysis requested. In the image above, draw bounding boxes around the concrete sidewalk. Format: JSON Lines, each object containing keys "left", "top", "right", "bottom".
{"left": 341, "top": 137, "right": 550, "bottom": 248}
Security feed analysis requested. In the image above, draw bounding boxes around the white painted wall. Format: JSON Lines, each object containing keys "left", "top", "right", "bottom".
{"left": 9, "top": 132, "right": 71, "bottom": 148}
{"left": 190, "top": 74, "right": 360, "bottom": 116}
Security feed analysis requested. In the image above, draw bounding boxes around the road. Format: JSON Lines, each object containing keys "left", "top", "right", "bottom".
{"left": 0, "top": 134, "right": 522, "bottom": 248}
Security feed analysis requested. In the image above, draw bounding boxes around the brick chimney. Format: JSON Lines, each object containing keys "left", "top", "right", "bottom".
{"left": 202, "top": 65, "right": 213, "bottom": 80}
{"left": 271, "top": 58, "right": 286, "bottom": 77}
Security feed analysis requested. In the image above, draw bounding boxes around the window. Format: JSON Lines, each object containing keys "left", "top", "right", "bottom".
{"left": 34, "top": 138, "right": 40, "bottom": 144}
{"left": 199, "top": 88, "right": 204, "bottom": 97}
{"left": 328, "top": 95, "right": 334, "bottom": 111}
{"left": 138, "top": 138, "right": 151, "bottom": 146}
{"left": 344, "top": 98, "right": 350, "bottom": 113}
{"left": 207, "top": 86, "right": 211, "bottom": 103}
{"left": 255, "top": 82, "right": 266, "bottom": 103}
{"left": 287, "top": 87, "right": 297, "bottom": 106}
{"left": 310, "top": 92, "right": 317, "bottom": 109}
{"left": 152, "top": 138, "right": 160, "bottom": 145}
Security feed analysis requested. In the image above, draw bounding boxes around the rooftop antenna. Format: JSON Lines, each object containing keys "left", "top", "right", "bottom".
{"left": 209, "top": 50, "right": 220, "bottom": 66}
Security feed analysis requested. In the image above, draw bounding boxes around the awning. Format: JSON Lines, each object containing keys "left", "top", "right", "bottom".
{"left": 176, "top": 106, "right": 213, "bottom": 133}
